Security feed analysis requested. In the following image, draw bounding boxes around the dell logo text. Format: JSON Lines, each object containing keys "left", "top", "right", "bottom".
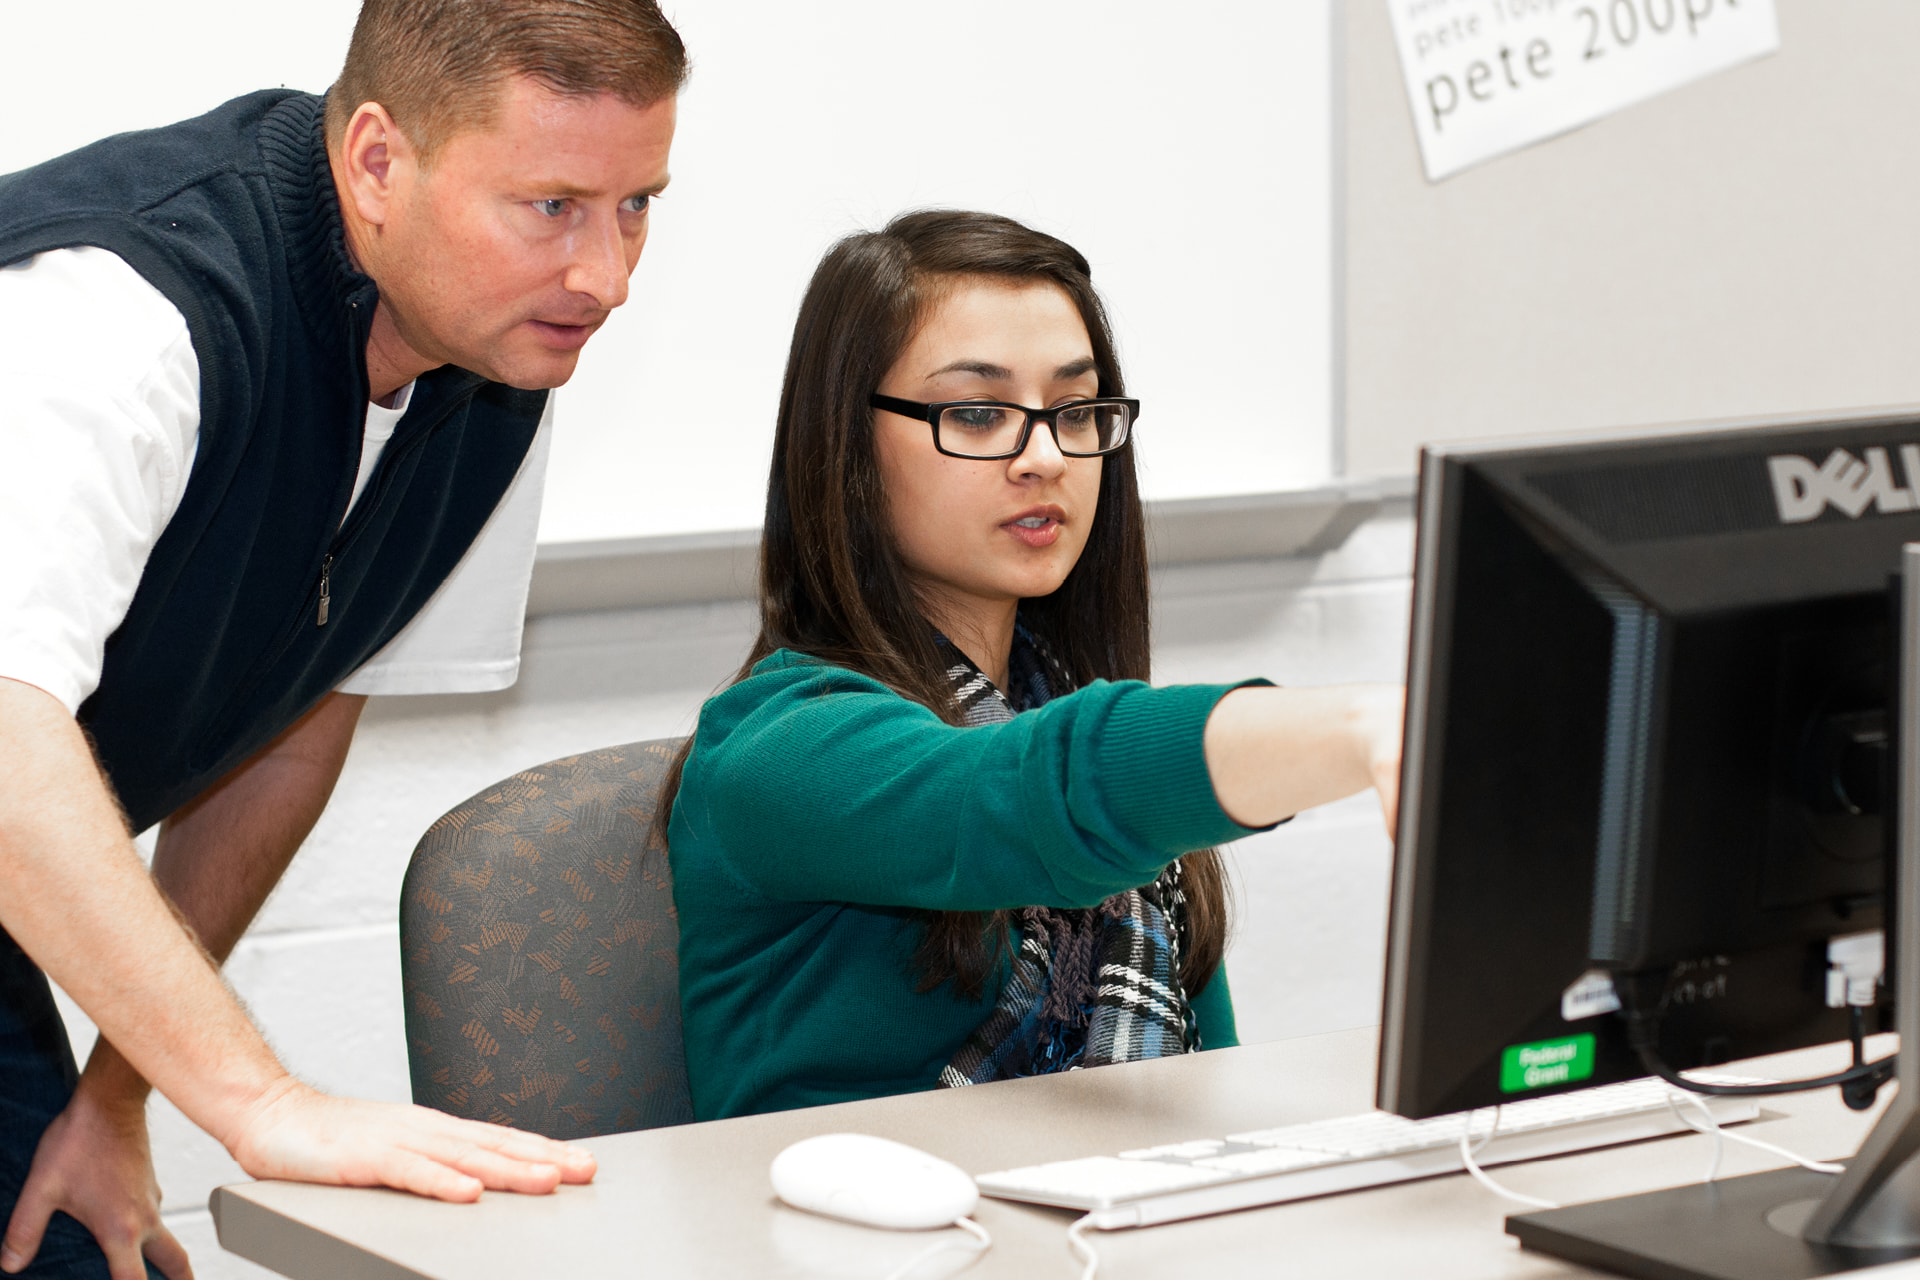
{"left": 1767, "top": 447, "right": 1920, "bottom": 524}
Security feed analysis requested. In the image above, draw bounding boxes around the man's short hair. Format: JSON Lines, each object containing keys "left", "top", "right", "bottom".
{"left": 326, "top": 0, "right": 689, "bottom": 159}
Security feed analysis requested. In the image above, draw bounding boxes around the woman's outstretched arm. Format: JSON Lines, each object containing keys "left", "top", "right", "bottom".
{"left": 1203, "top": 685, "right": 1405, "bottom": 833}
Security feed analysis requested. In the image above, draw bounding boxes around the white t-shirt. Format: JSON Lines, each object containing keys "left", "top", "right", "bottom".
{"left": 0, "top": 246, "right": 551, "bottom": 714}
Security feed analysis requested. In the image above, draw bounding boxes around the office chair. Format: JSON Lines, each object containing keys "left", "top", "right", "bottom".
{"left": 399, "top": 738, "right": 695, "bottom": 1140}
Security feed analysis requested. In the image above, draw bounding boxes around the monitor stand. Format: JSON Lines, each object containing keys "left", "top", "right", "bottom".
{"left": 1509, "top": 543, "right": 1920, "bottom": 1280}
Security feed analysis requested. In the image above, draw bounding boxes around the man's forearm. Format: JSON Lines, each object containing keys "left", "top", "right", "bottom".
{"left": 155, "top": 691, "right": 367, "bottom": 960}
{"left": 0, "top": 677, "right": 296, "bottom": 1149}
{"left": 77, "top": 692, "right": 368, "bottom": 1109}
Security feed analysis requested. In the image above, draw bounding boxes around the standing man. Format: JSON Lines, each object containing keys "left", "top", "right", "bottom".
{"left": 0, "top": 1, "right": 686, "bottom": 1274}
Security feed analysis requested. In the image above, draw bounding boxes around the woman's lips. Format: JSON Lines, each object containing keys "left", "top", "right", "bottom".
{"left": 1002, "top": 507, "right": 1066, "bottom": 548}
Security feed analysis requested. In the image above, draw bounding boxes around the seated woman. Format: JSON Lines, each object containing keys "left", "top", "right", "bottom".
{"left": 661, "top": 209, "right": 1401, "bottom": 1121}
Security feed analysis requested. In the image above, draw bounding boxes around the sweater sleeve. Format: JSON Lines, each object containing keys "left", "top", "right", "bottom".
{"left": 1191, "top": 964, "right": 1239, "bottom": 1049}
{"left": 674, "top": 655, "right": 1271, "bottom": 911}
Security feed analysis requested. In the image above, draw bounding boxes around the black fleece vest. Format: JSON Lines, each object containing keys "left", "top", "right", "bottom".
{"left": 0, "top": 91, "right": 545, "bottom": 832}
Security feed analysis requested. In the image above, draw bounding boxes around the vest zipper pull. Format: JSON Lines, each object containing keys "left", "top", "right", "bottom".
{"left": 317, "top": 555, "right": 333, "bottom": 627}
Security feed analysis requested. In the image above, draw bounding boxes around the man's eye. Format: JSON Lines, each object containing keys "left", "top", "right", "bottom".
{"left": 534, "top": 199, "right": 569, "bottom": 218}
{"left": 622, "top": 194, "right": 652, "bottom": 215}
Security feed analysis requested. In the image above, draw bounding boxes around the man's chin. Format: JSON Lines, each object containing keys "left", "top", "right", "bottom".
{"left": 474, "top": 348, "right": 585, "bottom": 391}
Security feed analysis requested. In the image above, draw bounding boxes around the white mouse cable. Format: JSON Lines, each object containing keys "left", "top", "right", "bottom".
{"left": 1659, "top": 1087, "right": 1844, "bottom": 1179}
{"left": 1662, "top": 1088, "right": 1726, "bottom": 1183}
{"left": 1066, "top": 1213, "right": 1100, "bottom": 1280}
{"left": 884, "top": 1216, "right": 992, "bottom": 1280}
{"left": 1457, "top": 1107, "right": 1561, "bottom": 1211}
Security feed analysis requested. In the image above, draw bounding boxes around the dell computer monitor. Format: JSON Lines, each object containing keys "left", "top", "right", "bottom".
{"left": 1377, "top": 410, "right": 1920, "bottom": 1125}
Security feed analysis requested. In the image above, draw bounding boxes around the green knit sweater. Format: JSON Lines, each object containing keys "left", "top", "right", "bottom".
{"left": 668, "top": 649, "right": 1269, "bottom": 1120}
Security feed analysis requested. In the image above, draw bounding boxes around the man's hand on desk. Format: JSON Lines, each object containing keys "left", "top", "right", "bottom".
{"left": 0, "top": 1076, "right": 598, "bottom": 1282}
{"left": 226, "top": 1080, "right": 598, "bottom": 1202}
{"left": 1, "top": 1075, "right": 600, "bottom": 1282}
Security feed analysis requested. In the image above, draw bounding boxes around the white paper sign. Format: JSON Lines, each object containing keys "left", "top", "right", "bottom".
{"left": 1386, "top": 0, "right": 1780, "bottom": 181}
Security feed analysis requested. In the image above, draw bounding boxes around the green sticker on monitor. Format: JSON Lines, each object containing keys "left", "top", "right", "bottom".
{"left": 1500, "top": 1034, "right": 1596, "bottom": 1093}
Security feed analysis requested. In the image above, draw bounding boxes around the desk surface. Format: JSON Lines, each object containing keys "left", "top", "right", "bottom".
{"left": 211, "top": 1027, "right": 1888, "bottom": 1279}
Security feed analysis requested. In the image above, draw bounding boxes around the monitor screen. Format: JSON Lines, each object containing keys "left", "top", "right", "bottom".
{"left": 1378, "top": 411, "right": 1919, "bottom": 1121}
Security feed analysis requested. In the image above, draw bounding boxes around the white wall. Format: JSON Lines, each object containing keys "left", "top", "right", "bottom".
{"left": 2, "top": 0, "right": 1333, "bottom": 544}
{"left": 549, "top": 0, "right": 1334, "bottom": 540}
{"left": 2, "top": 2, "right": 363, "bottom": 161}
{"left": 55, "top": 508, "right": 1413, "bottom": 1277}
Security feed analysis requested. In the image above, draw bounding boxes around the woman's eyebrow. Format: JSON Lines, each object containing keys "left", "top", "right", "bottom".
{"left": 925, "top": 357, "right": 1099, "bottom": 382}
{"left": 927, "top": 359, "right": 1012, "bottom": 380}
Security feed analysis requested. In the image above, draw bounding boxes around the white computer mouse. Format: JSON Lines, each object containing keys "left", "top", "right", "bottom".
{"left": 769, "top": 1132, "right": 979, "bottom": 1230}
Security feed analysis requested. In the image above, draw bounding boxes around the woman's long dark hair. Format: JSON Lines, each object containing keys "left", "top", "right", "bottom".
{"left": 657, "top": 209, "right": 1229, "bottom": 1000}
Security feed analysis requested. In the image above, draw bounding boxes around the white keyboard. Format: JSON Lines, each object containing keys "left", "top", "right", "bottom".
{"left": 976, "top": 1078, "right": 1760, "bottom": 1228}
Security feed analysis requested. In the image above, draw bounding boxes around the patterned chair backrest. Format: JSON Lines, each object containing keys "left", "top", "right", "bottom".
{"left": 399, "top": 738, "right": 694, "bottom": 1139}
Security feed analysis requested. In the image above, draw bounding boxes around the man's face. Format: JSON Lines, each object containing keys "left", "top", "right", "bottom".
{"left": 372, "top": 78, "right": 676, "bottom": 390}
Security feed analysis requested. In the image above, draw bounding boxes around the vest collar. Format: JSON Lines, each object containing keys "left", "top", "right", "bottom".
{"left": 258, "top": 93, "right": 380, "bottom": 350}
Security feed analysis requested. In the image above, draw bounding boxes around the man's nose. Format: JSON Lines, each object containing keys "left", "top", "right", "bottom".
{"left": 565, "top": 216, "right": 632, "bottom": 311}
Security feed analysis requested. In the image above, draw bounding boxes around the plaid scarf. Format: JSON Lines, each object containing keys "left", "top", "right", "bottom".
{"left": 935, "top": 623, "right": 1198, "bottom": 1089}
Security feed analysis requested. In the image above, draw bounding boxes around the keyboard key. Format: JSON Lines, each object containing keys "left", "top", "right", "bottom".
{"left": 1192, "top": 1147, "right": 1341, "bottom": 1176}
{"left": 979, "top": 1157, "right": 1232, "bottom": 1199}
{"left": 1230, "top": 1115, "right": 1470, "bottom": 1155}
{"left": 1118, "top": 1140, "right": 1227, "bottom": 1160}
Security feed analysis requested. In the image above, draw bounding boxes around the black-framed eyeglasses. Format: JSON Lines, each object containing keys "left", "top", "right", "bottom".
{"left": 869, "top": 393, "right": 1138, "bottom": 459}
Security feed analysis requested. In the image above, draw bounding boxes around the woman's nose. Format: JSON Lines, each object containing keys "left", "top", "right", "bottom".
{"left": 1009, "top": 418, "right": 1069, "bottom": 480}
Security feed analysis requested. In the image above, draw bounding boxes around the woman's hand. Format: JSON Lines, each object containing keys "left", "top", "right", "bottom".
{"left": 1203, "top": 684, "right": 1406, "bottom": 834}
{"left": 1354, "top": 684, "right": 1405, "bottom": 835}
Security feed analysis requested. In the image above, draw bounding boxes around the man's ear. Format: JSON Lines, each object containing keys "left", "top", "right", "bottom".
{"left": 335, "top": 101, "right": 417, "bottom": 229}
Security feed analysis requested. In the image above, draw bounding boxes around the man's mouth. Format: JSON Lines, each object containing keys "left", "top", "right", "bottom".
{"left": 525, "top": 317, "right": 600, "bottom": 350}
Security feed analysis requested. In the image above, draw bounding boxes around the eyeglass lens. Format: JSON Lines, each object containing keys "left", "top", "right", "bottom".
{"left": 935, "top": 403, "right": 1131, "bottom": 457}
